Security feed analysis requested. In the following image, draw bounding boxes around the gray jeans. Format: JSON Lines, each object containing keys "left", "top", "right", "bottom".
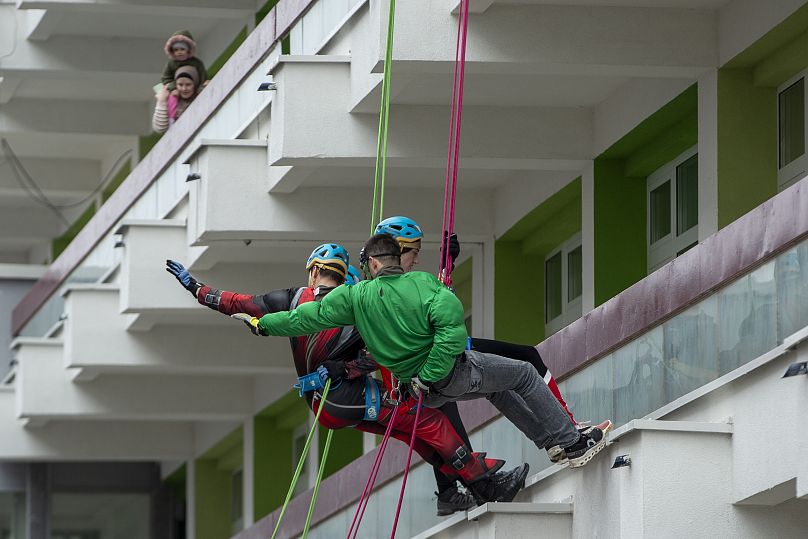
{"left": 423, "top": 350, "right": 580, "bottom": 450}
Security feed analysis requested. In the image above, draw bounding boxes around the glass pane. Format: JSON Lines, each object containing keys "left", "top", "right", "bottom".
{"left": 567, "top": 246, "right": 583, "bottom": 301}
{"left": 563, "top": 353, "right": 614, "bottom": 427}
{"left": 0, "top": 493, "right": 25, "bottom": 539}
{"left": 676, "top": 154, "right": 698, "bottom": 235}
{"left": 650, "top": 181, "right": 671, "bottom": 244}
{"left": 662, "top": 298, "right": 718, "bottom": 403}
{"left": 545, "top": 252, "right": 562, "bottom": 322}
{"left": 779, "top": 78, "right": 804, "bottom": 168}
{"left": 717, "top": 263, "right": 777, "bottom": 375}
{"left": 613, "top": 327, "right": 665, "bottom": 426}
{"left": 776, "top": 245, "right": 808, "bottom": 341}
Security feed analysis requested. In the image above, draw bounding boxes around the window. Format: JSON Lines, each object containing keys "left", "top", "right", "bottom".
{"left": 778, "top": 73, "right": 807, "bottom": 189}
{"left": 545, "top": 234, "right": 583, "bottom": 336}
{"left": 647, "top": 146, "right": 698, "bottom": 272}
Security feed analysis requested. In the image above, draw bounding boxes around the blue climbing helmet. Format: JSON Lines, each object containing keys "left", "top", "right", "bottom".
{"left": 345, "top": 264, "right": 362, "bottom": 285}
{"left": 374, "top": 216, "right": 423, "bottom": 250}
{"left": 305, "top": 243, "right": 349, "bottom": 278}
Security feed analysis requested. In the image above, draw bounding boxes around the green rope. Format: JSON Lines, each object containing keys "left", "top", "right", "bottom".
{"left": 270, "top": 378, "right": 332, "bottom": 539}
{"left": 370, "top": 0, "right": 396, "bottom": 233}
{"left": 301, "top": 427, "right": 334, "bottom": 537}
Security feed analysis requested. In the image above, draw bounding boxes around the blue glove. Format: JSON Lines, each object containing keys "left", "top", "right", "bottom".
{"left": 166, "top": 259, "right": 201, "bottom": 296}
{"left": 317, "top": 361, "right": 347, "bottom": 383}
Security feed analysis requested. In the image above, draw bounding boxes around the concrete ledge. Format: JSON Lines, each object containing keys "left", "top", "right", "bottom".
{"left": 115, "top": 218, "right": 186, "bottom": 235}
{"left": 267, "top": 54, "right": 351, "bottom": 75}
{"left": 410, "top": 512, "right": 467, "bottom": 539}
{"left": 184, "top": 139, "right": 268, "bottom": 164}
{"left": 10, "top": 337, "right": 62, "bottom": 351}
{"left": 468, "top": 501, "right": 573, "bottom": 520}
{"left": 610, "top": 419, "right": 733, "bottom": 442}
{"left": 60, "top": 283, "right": 119, "bottom": 298}
{"left": 0, "top": 263, "right": 46, "bottom": 280}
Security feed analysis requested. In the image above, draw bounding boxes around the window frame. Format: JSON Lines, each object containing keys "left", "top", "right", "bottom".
{"left": 647, "top": 145, "right": 699, "bottom": 273}
{"left": 777, "top": 69, "right": 808, "bottom": 190}
{"left": 544, "top": 233, "right": 583, "bottom": 336}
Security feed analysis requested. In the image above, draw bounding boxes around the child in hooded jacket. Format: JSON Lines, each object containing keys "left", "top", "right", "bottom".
{"left": 161, "top": 30, "right": 209, "bottom": 91}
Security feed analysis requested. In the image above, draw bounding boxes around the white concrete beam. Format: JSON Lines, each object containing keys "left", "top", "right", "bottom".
{"left": 62, "top": 286, "right": 298, "bottom": 376}
{"left": 0, "top": 98, "right": 150, "bottom": 136}
{"left": 270, "top": 60, "right": 592, "bottom": 184}
{"left": 593, "top": 77, "right": 696, "bottom": 157}
{"left": 15, "top": 341, "right": 258, "bottom": 422}
{"left": 382, "top": 2, "right": 717, "bottom": 77}
{"left": 0, "top": 34, "right": 163, "bottom": 79}
{"left": 0, "top": 156, "right": 102, "bottom": 203}
{"left": 0, "top": 206, "right": 65, "bottom": 240}
{"left": 17, "top": 0, "right": 256, "bottom": 19}
{"left": 0, "top": 391, "right": 194, "bottom": 460}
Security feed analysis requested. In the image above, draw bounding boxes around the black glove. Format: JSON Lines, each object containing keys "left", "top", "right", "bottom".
{"left": 442, "top": 232, "right": 460, "bottom": 264}
{"left": 317, "top": 360, "right": 347, "bottom": 382}
{"left": 166, "top": 259, "right": 202, "bottom": 297}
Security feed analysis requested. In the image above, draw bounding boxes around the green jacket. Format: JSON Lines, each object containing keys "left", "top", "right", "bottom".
{"left": 258, "top": 271, "right": 467, "bottom": 382}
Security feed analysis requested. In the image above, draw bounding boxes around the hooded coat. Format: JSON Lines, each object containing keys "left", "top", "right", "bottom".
{"left": 161, "top": 30, "right": 208, "bottom": 86}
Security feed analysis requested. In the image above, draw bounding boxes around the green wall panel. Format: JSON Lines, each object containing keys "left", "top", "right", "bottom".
{"left": 593, "top": 159, "right": 647, "bottom": 306}
{"left": 195, "top": 459, "right": 233, "bottom": 539}
{"left": 494, "top": 241, "right": 544, "bottom": 344}
{"left": 716, "top": 68, "right": 777, "bottom": 228}
{"left": 254, "top": 415, "right": 292, "bottom": 521}
{"left": 494, "top": 179, "right": 582, "bottom": 343}
{"left": 318, "top": 426, "right": 363, "bottom": 478}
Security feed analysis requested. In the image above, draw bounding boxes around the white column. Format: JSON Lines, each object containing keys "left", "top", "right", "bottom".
{"left": 581, "top": 162, "right": 596, "bottom": 313}
{"left": 482, "top": 238, "right": 496, "bottom": 339}
{"left": 242, "top": 418, "right": 255, "bottom": 528}
{"left": 698, "top": 69, "right": 719, "bottom": 240}
{"left": 186, "top": 460, "right": 195, "bottom": 539}
{"left": 363, "top": 433, "right": 376, "bottom": 454}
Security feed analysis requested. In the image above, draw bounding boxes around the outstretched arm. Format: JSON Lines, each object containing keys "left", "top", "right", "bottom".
{"left": 166, "top": 259, "right": 294, "bottom": 317}
{"left": 258, "top": 284, "right": 355, "bottom": 336}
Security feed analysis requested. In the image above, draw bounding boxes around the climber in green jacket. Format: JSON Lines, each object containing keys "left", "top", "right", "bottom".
{"left": 238, "top": 233, "right": 608, "bottom": 469}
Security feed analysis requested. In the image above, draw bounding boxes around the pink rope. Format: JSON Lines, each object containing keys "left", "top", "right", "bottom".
{"left": 347, "top": 404, "right": 399, "bottom": 539}
{"left": 389, "top": 393, "right": 423, "bottom": 538}
{"left": 440, "top": 0, "right": 464, "bottom": 281}
{"left": 440, "top": 0, "right": 470, "bottom": 285}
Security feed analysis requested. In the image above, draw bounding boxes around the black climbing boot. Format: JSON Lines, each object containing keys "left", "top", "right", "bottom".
{"left": 468, "top": 463, "right": 529, "bottom": 505}
{"left": 436, "top": 485, "right": 476, "bottom": 516}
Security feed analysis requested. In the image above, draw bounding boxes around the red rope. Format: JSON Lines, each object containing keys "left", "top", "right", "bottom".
{"left": 347, "top": 403, "right": 399, "bottom": 539}
{"left": 389, "top": 392, "right": 423, "bottom": 538}
{"left": 440, "top": 0, "right": 471, "bottom": 286}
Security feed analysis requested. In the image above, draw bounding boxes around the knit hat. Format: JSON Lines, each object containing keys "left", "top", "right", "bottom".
{"left": 164, "top": 30, "right": 197, "bottom": 58}
{"left": 174, "top": 65, "right": 200, "bottom": 87}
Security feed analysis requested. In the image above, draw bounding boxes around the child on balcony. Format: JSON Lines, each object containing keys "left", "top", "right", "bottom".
{"left": 161, "top": 30, "right": 208, "bottom": 93}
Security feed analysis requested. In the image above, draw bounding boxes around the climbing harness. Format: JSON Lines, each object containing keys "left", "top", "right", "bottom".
{"left": 271, "top": 378, "right": 333, "bottom": 539}
{"left": 440, "top": 0, "right": 471, "bottom": 286}
{"left": 370, "top": 0, "right": 397, "bottom": 233}
{"left": 363, "top": 375, "right": 382, "bottom": 421}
